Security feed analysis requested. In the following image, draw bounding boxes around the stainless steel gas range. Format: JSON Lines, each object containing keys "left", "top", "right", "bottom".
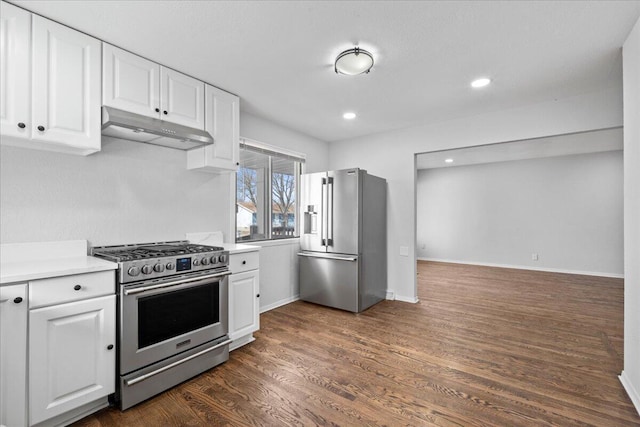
{"left": 91, "top": 241, "right": 231, "bottom": 410}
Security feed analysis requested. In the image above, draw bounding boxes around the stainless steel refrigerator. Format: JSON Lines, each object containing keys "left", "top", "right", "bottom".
{"left": 298, "top": 168, "right": 387, "bottom": 312}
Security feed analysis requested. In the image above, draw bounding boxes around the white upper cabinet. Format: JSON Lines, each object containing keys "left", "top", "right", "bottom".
{"left": 103, "top": 43, "right": 160, "bottom": 118}
{"left": 0, "top": 1, "right": 30, "bottom": 141}
{"left": 187, "top": 84, "right": 239, "bottom": 172}
{"left": 31, "top": 15, "right": 102, "bottom": 153}
{"left": 0, "top": 4, "right": 102, "bottom": 155}
{"left": 161, "top": 67, "right": 205, "bottom": 128}
{"left": 103, "top": 43, "right": 205, "bottom": 129}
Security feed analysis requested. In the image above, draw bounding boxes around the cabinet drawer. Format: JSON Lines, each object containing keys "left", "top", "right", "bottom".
{"left": 30, "top": 270, "right": 115, "bottom": 308}
{"left": 229, "top": 251, "right": 259, "bottom": 274}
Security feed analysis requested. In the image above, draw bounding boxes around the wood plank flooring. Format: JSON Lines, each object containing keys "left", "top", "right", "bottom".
{"left": 73, "top": 261, "right": 639, "bottom": 426}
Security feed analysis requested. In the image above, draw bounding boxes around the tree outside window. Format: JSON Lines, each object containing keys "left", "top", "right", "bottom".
{"left": 236, "top": 143, "right": 301, "bottom": 242}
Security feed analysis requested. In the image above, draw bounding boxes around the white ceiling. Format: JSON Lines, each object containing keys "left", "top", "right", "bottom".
{"left": 12, "top": 1, "right": 640, "bottom": 143}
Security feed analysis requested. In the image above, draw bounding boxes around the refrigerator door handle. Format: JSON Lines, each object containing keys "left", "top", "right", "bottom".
{"left": 321, "top": 177, "right": 327, "bottom": 247}
{"left": 327, "top": 177, "right": 334, "bottom": 246}
{"left": 297, "top": 252, "right": 358, "bottom": 262}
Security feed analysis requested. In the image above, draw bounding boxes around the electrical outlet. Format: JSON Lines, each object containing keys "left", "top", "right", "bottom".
{"left": 532, "top": 253, "right": 539, "bottom": 261}
{"left": 421, "top": 243, "right": 426, "bottom": 249}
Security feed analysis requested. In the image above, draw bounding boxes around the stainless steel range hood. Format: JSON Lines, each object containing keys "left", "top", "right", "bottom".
{"left": 101, "top": 106, "right": 213, "bottom": 150}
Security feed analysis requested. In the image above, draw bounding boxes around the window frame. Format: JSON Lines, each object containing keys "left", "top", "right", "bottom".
{"left": 235, "top": 138, "right": 305, "bottom": 243}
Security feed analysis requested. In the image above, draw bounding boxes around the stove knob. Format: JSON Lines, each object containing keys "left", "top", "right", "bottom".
{"left": 128, "top": 266, "right": 140, "bottom": 277}
{"left": 219, "top": 254, "right": 227, "bottom": 263}
{"left": 166, "top": 262, "right": 175, "bottom": 270}
{"left": 210, "top": 255, "right": 218, "bottom": 264}
{"left": 193, "top": 258, "right": 200, "bottom": 266}
{"left": 141, "top": 265, "right": 153, "bottom": 275}
{"left": 201, "top": 258, "right": 210, "bottom": 265}
{"left": 153, "top": 263, "right": 165, "bottom": 273}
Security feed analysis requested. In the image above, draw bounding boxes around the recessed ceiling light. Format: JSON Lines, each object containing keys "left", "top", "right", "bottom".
{"left": 471, "top": 78, "right": 491, "bottom": 88}
{"left": 445, "top": 158, "right": 454, "bottom": 163}
{"left": 343, "top": 112, "right": 356, "bottom": 120}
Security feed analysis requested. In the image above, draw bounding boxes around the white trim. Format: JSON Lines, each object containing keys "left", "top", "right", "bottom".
{"left": 620, "top": 371, "right": 640, "bottom": 415}
{"left": 395, "top": 295, "right": 419, "bottom": 304}
{"left": 417, "top": 257, "right": 624, "bottom": 279}
{"left": 385, "top": 290, "right": 395, "bottom": 300}
{"left": 240, "top": 136, "right": 306, "bottom": 161}
{"left": 260, "top": 295, "right": 300, "bottom": 313}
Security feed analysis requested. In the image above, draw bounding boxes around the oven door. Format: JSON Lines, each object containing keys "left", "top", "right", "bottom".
{"left": 119, "top": 270, "right": 229, "bottom": 375}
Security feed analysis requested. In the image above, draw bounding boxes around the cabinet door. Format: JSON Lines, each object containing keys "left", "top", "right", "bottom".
{"left": 228, "top": 270, "right": 260, "bottom": 340}
{"left": 0, "top": 2, "right": 31, "bottom": 141}
{"left": 160, "top": 66, "right": 205, "bottom": 128}
{"left": 29, "top": 295, "right": 116, "bottom": 426}
{"left": 103, "top": 43, "right": 160, "bottom": 118}
{"left": 186, "top": 85, "right": 239, "bottom": 172}
{"left": 31, "top": 15, "right": 101, "bottom": 153}
{"left": 0, "top": 284, "right": 28, "bottom": 427}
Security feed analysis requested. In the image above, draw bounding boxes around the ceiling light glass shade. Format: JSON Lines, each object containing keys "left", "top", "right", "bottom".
{"left": 335, "top": 47, "right": 374, "bottom": 75}
{"left": 343, "top": 112, "right": 356, "bottom": 119}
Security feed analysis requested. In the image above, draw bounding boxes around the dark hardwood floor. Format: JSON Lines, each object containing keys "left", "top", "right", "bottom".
{"left": 73, "top": 261, "right": 639, "bottom": 426}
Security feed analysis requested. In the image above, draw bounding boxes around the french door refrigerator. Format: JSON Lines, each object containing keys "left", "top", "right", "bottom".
{"left": 298, "top": 168, "right": 387, "bottom": 312}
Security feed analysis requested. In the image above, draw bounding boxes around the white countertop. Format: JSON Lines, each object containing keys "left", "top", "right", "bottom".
{"left": 220, "top": 243, "right": 260, "bottom": 254}
{"left": 185, "top": 231, "right": 259, "bottom": 254}
{"left": 1, "top": 256, "right": 117, "bottom": 285}
{"left": 0, "top": 240, "right": 117, "bottom": 285}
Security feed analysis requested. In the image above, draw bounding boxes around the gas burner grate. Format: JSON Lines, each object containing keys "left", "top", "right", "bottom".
{"left": 91, "top": 241, "right": 225, "bottom": 262}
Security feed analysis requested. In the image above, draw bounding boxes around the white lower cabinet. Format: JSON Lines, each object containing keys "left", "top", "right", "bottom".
{"left": 29, "top": 294, "right": 116, "bottom": 426}
{"left": 0, "top": 284, "right": 28, "bottom": 427}
{"left": 228, "top": 250, "right": 260, "bottom": 350}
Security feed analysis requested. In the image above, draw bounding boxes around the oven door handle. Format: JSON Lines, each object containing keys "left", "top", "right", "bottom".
{"left": 124, "top": 339, "right": 233, "bottom": 387}
{"left": 124, "top": 271, "right": 231, "bottom": 296}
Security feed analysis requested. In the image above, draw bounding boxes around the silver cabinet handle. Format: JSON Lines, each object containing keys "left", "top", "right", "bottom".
{"left": 124, "top": 270, "right": 231, "bottom": 295}
{"left": 124, "top": 339, "right": 232, "bottom": 386}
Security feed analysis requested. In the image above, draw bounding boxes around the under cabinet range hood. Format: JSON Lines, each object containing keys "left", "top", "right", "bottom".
{"left": 101, "top": 106, "right": 214, "bottom": 150}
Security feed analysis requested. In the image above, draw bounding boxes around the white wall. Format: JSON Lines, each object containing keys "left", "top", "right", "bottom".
{"left": 329, "top": 87, "right": 623, "bottom": 302}
{"left": 0, "top": 110, "right": 329, "bottom": 313}
{"left": 417, "top": 151, "right": 624, "bottom": 276}
{"left": 0, "top": 137, "right": 231, "bottom": 246}
{"left": 240, "top": 111, "right": 329, "bottom": 174}
{"left": 621, "top": 16, "right": 640, "bottom": 414}
{"left": 239, "top": 111, "right": 329, "bottom": 310}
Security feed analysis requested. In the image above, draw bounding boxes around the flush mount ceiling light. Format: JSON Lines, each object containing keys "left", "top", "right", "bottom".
{"left": 334, "top": 47, "right": 374, "bottom": 75}
{"left": 343, "top": 112, "right": 357, "bottom": 120}
{"left": 471, "top": 77, "right": 491, "bottom": 88}
{"left": 445, "top": 158, "right": 454, "bottom": 163}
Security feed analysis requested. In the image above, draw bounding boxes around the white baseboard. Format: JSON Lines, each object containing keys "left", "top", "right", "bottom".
{"left": 260, "top": 294, "right": 300, "bottom": 313}
{"left": 394, "top": 295, "right": 419, "bottom": 304}
{"left": 417, "top": 257, "right": 624, "bottom": 279}
{"left": 230, "top": 334, "right": 255, "bottom": 351}
{"left": 620, "top": 371, "right": 640, "bottom": 415}
{"left": 385, "top": 290, "right": 418, "bottom": 303}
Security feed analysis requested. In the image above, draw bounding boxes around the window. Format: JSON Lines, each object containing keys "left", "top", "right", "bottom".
{"left": 236, "top": 139, "right": 304, "bottom": 242}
